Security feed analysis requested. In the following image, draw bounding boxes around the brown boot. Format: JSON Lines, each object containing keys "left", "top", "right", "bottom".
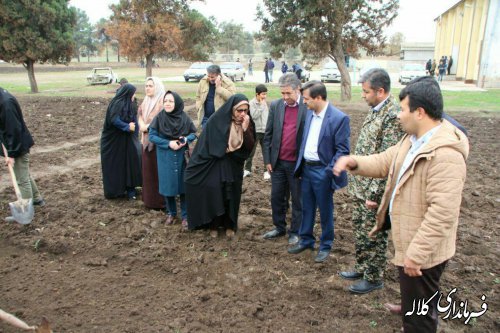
{"left": 225, "top": 228, "right": 235, "bottom": 239}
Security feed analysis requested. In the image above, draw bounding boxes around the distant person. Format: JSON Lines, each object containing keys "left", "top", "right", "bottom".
{"left": 262, "top": 73, "right": 307, "bottom": 245}
{"left": 148, "top": 91, "right": 197, "bottom": 229}
{"left": 244, "top": 84, "right": 269, "bottom": 179}
{"left": 185, "top": 94, "right": 255, "bottom": 238}
{"left": 293, "top": 62, "right": 303, "bottom": 81}
{"left": 195, "top": 64, "right": 236, "bottom": 128}
{"left": 333, "top": 77, "right": 469, "bottom": 333}
{"left": 236, "top": 57, "right": 240, "bottom": 62}
{"left": 425, "top": 59, "right": 432, "bottom": 74}
{"left": 248, "top": 58, "right": 253, "bottom": 76}
{"left": 281, "top": 61, "right": 288, "bottom": 74}
{"left": 437, "top": 60, "right": 446, "bottom": 82}
{"left": 288, "top": 81, "right": 350, "bottom": 263}
{"left": 268, "top": 57, "right": 275, "bottom": 82}
{"left": 263, "top": 57, "right": 270, "bottom": 83}
{"left": 430, "top": 59, "right": 436, "bottom": 76}
{"left": 101, "top": 83, "right": 142, "bottom": 200}
{"left": 0, "top": 87, "right": 45, "bottom": 219}
{"left": 137, "top": 77, "right": 165, "bottom": 209}
{"left": 447, "top": 55, "right": 453, "bottom": 75}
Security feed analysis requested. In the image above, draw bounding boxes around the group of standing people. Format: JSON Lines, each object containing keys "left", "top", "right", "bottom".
{"left": 98, "top": 65, "right": 469, "bottom": 333}
{"left": 426, "top": 55, "right": 453, "bottom": 82}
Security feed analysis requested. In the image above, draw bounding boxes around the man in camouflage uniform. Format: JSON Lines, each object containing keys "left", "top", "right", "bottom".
{"left": 339, "top": 68, "right": 405, "bottom": 294}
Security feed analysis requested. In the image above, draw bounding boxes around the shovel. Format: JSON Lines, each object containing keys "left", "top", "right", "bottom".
{"left": 2, "top": 143, "right": 34, "bottom": 224}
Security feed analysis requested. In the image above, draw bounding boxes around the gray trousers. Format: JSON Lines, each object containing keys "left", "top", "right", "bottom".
{"left": 13, "top": 152, "right": 41, "bottom": 200}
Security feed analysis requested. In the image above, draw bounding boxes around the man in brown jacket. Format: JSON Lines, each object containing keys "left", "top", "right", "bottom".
{"left": 334, "top": 79, "right": 469, "bottom": 333}
{"left": 196, "top": 65, "right": 236, "bottom": 128}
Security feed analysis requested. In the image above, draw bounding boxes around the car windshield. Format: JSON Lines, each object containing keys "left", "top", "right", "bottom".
{"left": 220, "top": 63, "right": 237, "bottom": 69}
{"left": 403, "top": 64, "right": 425, "bottom": 71}
{"left": 190, "top": 63, "right": 210, "bottom": 69}
{"left": 95, "top": 69, "right": 111, "bottom": 73}
{"left": 323, "top": 63, "right": 338, "bottom": 69}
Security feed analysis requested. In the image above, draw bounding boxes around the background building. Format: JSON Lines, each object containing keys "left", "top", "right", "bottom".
{"left": 400, "top": 43, "right": 435, "bottom": 62}
{"left": 434, "top": 0, "right": 500, "bottom": 88}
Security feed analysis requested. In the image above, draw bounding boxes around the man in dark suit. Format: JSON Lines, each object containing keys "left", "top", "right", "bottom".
{"left": 262, "top": 73, "right": 307, "bottom": 244}
{"left": 288, "top": 81, "right": 350, "bottom": 263}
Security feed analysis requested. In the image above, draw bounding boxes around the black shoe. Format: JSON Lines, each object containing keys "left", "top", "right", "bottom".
{"left": 287, "top": 243, "right": 313, "bottom": 254}
{"left": 263, "top": 229, "right": 286, "bottom": 239}
{"left": 339, "top": 271, "right": 363, "bottom": 280}
{"left": 288, "top": 234, "right": 299, "bottom": 245}
{"left": 348, "top": 279, "right": 383, "bottom": 294}
{"left": 33, "top": 198, "right": 46, "bottom": 207}
{"left": 314, "top": 250, "right": 330, "bottom": 263}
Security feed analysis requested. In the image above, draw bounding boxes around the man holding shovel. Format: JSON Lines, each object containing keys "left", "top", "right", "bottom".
{"left": 0, "top": 88, "right": 45, "bottom": 222}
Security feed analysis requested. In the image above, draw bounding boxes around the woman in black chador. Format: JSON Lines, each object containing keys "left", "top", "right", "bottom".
{"left": 101, "top": 83, "right": 142, "bottom": 199}
{"left": 185, "top": 94, "right": 255, "bottom": 238}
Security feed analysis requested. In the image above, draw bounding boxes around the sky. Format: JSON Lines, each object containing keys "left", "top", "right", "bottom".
{"left": 69, "top": 0, "right": 461, "bottom": 43}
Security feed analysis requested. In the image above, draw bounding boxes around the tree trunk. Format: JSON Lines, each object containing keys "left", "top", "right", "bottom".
{"left": 23, "top": 60, "right": 39, "bottom": 93}
{"left": 117, "top": 44, "right": 120, "bottom": 62}
{"left": 77, "top": 53, "right": 80, "bottom": 62}
{"left": 146, "top": 54, "right": 153, "bottom": 77}
{"left": 331, "top": 42, "right": 351, "bottom": 101}
{"left": 105, "top": 40, "right": 109, "bottom": 63}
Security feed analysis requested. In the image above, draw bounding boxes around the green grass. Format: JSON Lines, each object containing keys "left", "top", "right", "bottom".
{"left": 1, "top": 68, "right": 499, "bottom": 113}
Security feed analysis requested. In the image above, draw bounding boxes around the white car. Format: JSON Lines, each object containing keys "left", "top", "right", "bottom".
{"left": 320, "top": 62, "right": 341, "bottom": 82}
{"left": 183, "top": 62, "right": 213, "bottom": 82}
{"left": 399, "top": 63, "right": 427, "bottom": 85}
{"left": 220, "top": 62, "right": 246, "bottom": 82}
{"left": 86, "top": 67, "right": 118, "bottom": 85}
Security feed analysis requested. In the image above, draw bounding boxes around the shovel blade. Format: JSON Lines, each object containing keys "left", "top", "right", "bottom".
{"left": 8, "top": 198, "right": 35, "bottom": 225}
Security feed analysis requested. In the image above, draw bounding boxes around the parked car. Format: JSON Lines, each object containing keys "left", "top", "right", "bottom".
{"left": 86, "top": 67, "right": 118, "bottom": 85}
{"left": 220, "top": 62, "right": 246, "bottom": 82}
{"left": 399, "top": 63, "right": 427, "bottom": 85}
{"left": 183, "top": 62, "right": 213, "bottom": 82}
{"left": 320, "top": 62, "right": 341, "bottom": 82}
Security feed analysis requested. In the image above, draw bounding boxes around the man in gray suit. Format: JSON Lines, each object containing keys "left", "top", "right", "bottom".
{"left": 262, "top": 73, "right": 307, "bottom": 244}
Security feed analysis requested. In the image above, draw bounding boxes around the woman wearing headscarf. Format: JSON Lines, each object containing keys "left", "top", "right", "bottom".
{"left": 138, "top": 77, "right": 166, "bottom": 209}
{"left": 101, "top": 83, "right": 142, "bottom": 199}
{"left": 185, "top": 94, "right": 255, "bottom": 238}
{"left": 149, "top": 91, "right": 197, "bottom": 228}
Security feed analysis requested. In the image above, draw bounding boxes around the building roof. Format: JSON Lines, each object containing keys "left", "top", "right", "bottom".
{"left": 401, "top": 43, "right": 435, "bottom": 51}
{"left": 434, "top": 0, "right": 463, "bottom": 21}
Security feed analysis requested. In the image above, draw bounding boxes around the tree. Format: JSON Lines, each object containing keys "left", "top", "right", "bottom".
{"left": 257, "top": 0, "right": 399, "bottom": 101}
{"left": 72, "top": 8, "right": 94, "bottom": 62}
{"left": 386, "top": 32, "right": 405, "bottom": 56}
{"left": 179, "top": 10, "right": 218, "bottom": 61}
{"left": 107, "top": 0, "right": 186, "bottom": 77}
{"left": 96, "top": 18, "right": 112, "bottom": 63}
{"left": 217, "top": 21, "right": 254, "bottom": 55}
{"left": 0, "top": 0, "right": 76, "bottom": 93}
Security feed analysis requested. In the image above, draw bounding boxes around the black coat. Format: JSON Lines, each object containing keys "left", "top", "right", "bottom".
{"left": 100, "top": 84, "right": 142, "bottom": 198}
{"left": 185, "top": 94, "right": 255, "bottom": 230}
{"left": 262, "top": 97, "right": 307, "bottom": 168}
{"left": 0, "top": 88, "right": 34, "bottom": 158}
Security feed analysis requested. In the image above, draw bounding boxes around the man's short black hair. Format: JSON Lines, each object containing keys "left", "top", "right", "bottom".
{"left": 301, "top": 80, "right": 327, "bottom": 100}
{"left": 399, "top": 77, "right": 443, "bottom": 120}
{"left": 358, "top": 68, "right": 391, "bottom": 93}
{"left": 255, "top": 84, "right": 268, "bottom": 94}
{"left": 207, "top": 65, "right": 221, "bottom": 75}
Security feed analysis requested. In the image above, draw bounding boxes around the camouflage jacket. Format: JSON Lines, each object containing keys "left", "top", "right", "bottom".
{"left": 348, "top": 95, "right": 405, "bottom": 203}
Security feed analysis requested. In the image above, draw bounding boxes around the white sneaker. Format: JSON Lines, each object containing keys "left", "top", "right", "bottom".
{"left": 263, "top": 171, "right": 271, "bottom": 180}
{"left": 243, "top": 170, "right": 251, "bottom": 178}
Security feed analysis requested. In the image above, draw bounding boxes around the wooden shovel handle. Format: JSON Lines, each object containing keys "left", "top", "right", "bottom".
{"left": 1, "top": 143, "right": 23, "bottom": 200}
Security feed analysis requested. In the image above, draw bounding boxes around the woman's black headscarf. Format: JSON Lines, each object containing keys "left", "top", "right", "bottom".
{"left": 149, "top": 90, "right": 196, "bottom": 139}
{"left": 185, "top": 94, "right": 253, "bottom": 185}
{"left": 107, "top": 83, "right": 137, "bottom": 123}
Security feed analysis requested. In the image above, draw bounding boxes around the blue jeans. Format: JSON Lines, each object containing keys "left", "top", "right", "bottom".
{"left": 299, "top": 164, "right": 334, "bottom": 251}
{"left": 166, "top": 195, "right": 187, "bottom": 219}
{"left": 270, "top": 159, "right": 302, "bottom": 235}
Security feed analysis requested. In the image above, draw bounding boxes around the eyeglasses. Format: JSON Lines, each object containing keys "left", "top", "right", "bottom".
{"left": 235, "top": 108, "right": 248, "bottom": 113}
